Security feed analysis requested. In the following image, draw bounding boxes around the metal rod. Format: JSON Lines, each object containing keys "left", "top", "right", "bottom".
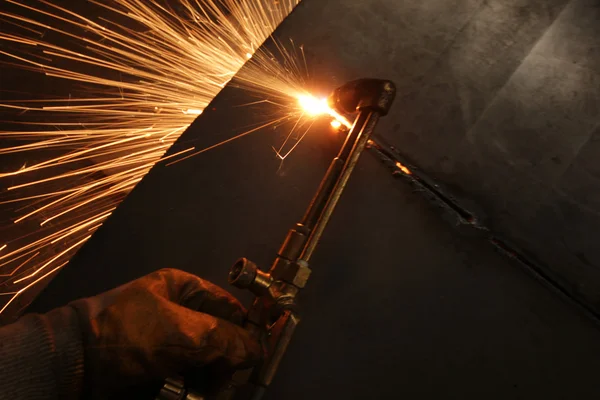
{"left": 300, "top": 111, "right": 370, "bottom": 231}
{"left": 300, "top": 111, "right": 379, "bottom": 262}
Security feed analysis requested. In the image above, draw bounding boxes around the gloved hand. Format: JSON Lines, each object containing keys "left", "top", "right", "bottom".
{"left": 69, "top": 268, "right": 261, "bottom": 398}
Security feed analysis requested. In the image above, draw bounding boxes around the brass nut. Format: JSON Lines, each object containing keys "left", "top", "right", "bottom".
{"left": 292, "top": 263, "right": 311, "bottom": 288}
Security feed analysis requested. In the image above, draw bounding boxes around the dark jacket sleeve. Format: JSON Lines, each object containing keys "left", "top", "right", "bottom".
{"left": 0, "top": 306, "right": 84, "bottom": 400}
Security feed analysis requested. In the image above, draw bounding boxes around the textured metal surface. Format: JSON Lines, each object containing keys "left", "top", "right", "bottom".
{"left": 28, "top": 0, "right": 600, "bottom": 398}
{"left": 293, "top": 0, "right": 600, "bottom": 311}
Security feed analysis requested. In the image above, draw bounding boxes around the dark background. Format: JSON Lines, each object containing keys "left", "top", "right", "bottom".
{"left": 3, "top": 0, "right": 600, "bottom": 398}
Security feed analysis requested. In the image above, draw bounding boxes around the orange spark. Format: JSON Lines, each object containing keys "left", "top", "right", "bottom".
{"left": 395, "top": 161, "right": 412, "bottom": 175}
{"left": 298, "top": 95, "right": 329, "bottom": 116}
{"left": 297, "top": 94, "right": 352, "bottom": 129}
{"left": 330, "top": 120, "right": 342, "bottom": 129}
{"left": 0, "top": 0, "right": 302, "bottom": 315}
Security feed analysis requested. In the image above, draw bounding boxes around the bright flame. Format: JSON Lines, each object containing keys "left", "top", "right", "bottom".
{"left": 298, "top": 95, "right": 329, "bottom": 116}
{"left": 297, "top": 94, "right": 352, "bottom": 129}
{"left": 330, "top": 120, "right": 342, "bottom": 129}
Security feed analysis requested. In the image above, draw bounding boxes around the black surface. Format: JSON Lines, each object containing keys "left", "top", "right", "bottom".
{"left": 286, "top": 0, "right": 600, "bottom": 311}
{"left": 28, "top": 0, "right": 600, "bottom": 399}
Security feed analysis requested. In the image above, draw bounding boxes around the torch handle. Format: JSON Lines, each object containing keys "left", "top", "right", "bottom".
{"left": 156, "top": 109, "right": 387, "bottom": 400}
{"left": 300, "top": 111, "right": 371, "bottom": 230}
{"left": 300, "top": 111, "right": 379, "bottom": 262}
{"left": 226, "top": 110, "right": 381, "bottom": 400}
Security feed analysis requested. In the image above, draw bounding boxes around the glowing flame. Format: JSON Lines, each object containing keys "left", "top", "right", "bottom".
{"left": 395, "top": 161, "right": 412, "bottom": 175}
{"left": 297, "top": 95, "right": 329, "bottom": 116}
{"left": 297, "top": 94, "right": 353, "bottom": 130}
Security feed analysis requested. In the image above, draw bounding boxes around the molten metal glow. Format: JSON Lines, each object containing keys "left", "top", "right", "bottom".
{"left": 298, "top": 95, "right": 329, "bottom": 116}
{"left": 0, "top": 0, "right": 306, "bottom": 316}
{"left": 395, "top": 161, "right": 412, "bottom": 175}
{"left": 297, "top": 94, "right": 352, "bottom": 128}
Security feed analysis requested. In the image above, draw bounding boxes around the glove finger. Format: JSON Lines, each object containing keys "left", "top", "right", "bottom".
{"left": 144, "top": 268, "right": 247, "bottom": 325}
{"left": 183, "top": 289, "right": 246, "bottom": 326}
{"left": 167, "top": 306, "right": 262, "bottom": 370}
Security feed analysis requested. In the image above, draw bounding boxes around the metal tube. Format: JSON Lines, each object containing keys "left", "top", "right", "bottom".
{"left": 300, "top": 111, "right": 370, "bottom": 231}
{"left": 300, "top": 111, "right": 379, "bottom": 262}
{"left": 240, "top": 112, "right": 379, "bottom": 400}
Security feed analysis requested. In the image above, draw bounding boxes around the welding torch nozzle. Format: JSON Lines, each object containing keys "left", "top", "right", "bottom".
{"left": 328, "top": 78, "right": 396, "bottom": 116}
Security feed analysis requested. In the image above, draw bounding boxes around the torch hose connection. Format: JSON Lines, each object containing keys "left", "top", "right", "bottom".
{"left": 157, "top": 79, "right": 396, "bottom": 400}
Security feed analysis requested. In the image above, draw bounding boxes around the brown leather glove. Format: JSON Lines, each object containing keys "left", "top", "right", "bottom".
{"left": 69, "top": 268, "right": 260, "bottom": 398}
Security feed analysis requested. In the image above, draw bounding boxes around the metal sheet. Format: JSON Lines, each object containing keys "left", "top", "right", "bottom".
{"left": 28, "top": 0, "right": 600, "bottom": 398}
{"left": 278, "top": 0, "right": 600, "bottom": 310}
